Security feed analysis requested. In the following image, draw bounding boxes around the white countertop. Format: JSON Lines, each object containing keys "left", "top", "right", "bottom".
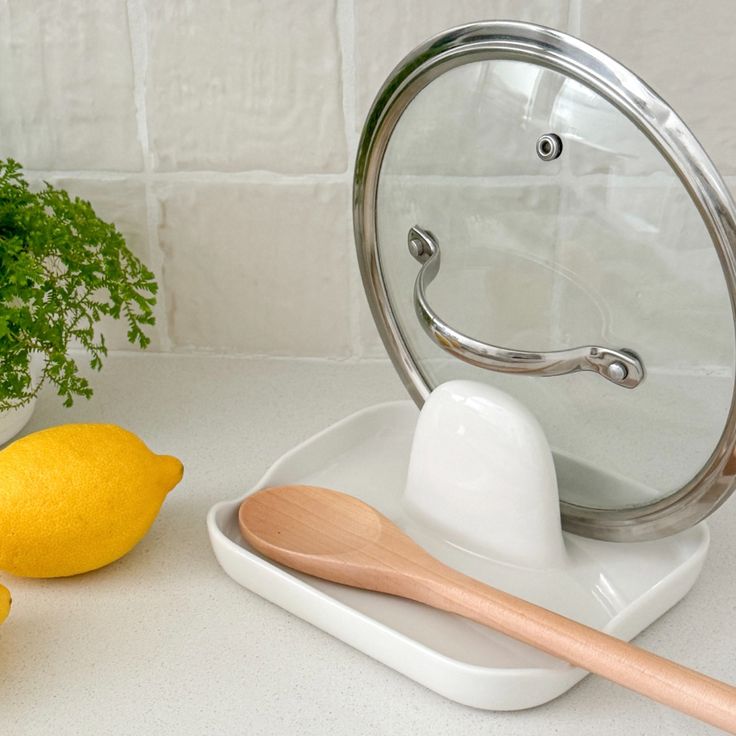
{"left": 3, "top": 353, "right": 735, "bottom": 735}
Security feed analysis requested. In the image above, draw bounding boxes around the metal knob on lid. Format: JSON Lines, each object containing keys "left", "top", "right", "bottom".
{"left": 353, "top": 21, "right": 736, "bottom": 541}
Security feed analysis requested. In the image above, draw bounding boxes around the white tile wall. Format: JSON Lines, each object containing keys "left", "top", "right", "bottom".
{"left": 2, "top": 0, "right": 736, "bottom": 363}
{"left": 145, "top": 0, "right": 347, "bottom": 174}
{"left": 0, "top": 0, "right": 141, "bottom": 170}
{"left": 156, "top": 180, "right": 352, "bottom": 356}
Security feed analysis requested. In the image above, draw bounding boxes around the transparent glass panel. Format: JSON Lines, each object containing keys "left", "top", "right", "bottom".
{"left": 376, "top": 60, "right": 736, "bottom": 508}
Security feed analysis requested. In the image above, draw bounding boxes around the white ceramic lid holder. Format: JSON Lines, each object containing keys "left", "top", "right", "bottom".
{"left": 403, "top": 381, "right": 569, "bottom": 569}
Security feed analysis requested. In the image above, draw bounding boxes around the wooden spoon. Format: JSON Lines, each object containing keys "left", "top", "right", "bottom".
{"left": 239, "top": 484, "right": 736, "bottom": 731}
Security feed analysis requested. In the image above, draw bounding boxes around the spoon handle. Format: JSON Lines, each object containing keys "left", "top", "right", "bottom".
{"left": 414, "top": 562, "right": 736, "bottom": 732}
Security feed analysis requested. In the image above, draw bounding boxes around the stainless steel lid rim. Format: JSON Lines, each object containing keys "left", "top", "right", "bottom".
{"left": 353, "top": 20, "right": 736, "bottom": 541}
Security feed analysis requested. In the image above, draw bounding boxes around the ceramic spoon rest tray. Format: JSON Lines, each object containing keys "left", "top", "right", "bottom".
{"left": 210, "top": 20, "right": 736, "bottom": 713}
{"left": 208, "top": 391, "right": 709, "bottom": 710}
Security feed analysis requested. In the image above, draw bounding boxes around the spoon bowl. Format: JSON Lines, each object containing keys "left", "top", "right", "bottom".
{"left": 241, "top": 484, "right": 383, "bottom": 557}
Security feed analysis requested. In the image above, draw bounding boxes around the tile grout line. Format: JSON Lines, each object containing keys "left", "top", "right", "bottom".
{"left": 337, "top": 0, "right": 363, "bottom": 359}
{"left": 127, "top": 0, "right": 171, "bottom": 351}
{"left": 94, "top": 345, "right": 728, "bottom": 378}
{"left": 22, "top": 168, "right": 352, "bottom": 185}
{"left": 25, "top": 168, "right": 718, "bottom": 189}
{"left": 88, "top": 346, "right": 392, "bottom": 365}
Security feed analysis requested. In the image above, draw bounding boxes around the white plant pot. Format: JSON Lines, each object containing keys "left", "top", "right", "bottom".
{"left": 0, "top": 397, "right": 37, "bottom": 446}
{"left": 0, "top": 352, "right": 44, "bottom": 446}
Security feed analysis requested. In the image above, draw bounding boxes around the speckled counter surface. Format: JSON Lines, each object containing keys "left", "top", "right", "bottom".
{"left": 2, "top": 354, "right": 735, "bottom": 735}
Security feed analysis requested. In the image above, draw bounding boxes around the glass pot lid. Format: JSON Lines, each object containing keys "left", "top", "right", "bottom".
{"left": 353, "top": 21, "right": 736, "bottom": 542}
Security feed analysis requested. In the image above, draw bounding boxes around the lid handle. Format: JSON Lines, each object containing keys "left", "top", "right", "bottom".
{"left": 408, "top": 225, "right": 645, "bottom": 389}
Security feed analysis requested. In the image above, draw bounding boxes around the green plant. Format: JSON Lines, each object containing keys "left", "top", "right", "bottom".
{"left": 0, "top": 158, "right": 157, "bottom": 410}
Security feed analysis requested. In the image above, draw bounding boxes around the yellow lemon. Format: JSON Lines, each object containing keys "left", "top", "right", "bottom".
{"left": 0, "top": 584, "right": 10, "bottom": 624}
{"left": 0, "top": 424, "right": 183, "bottom": 578}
